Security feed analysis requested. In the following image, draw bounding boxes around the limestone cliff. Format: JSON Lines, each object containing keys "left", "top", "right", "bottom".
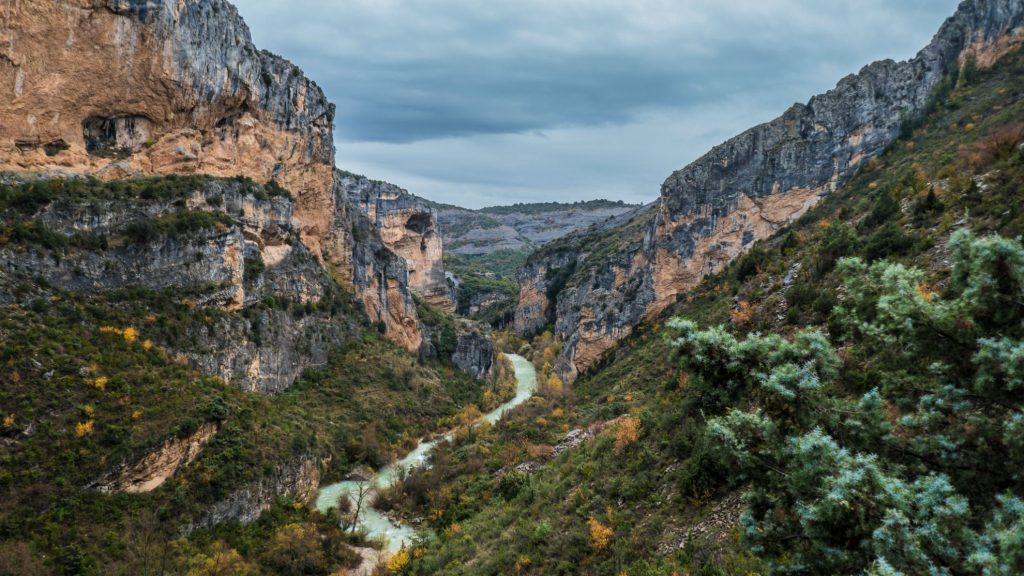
{"left": 343, "top": 172, "right": 455, "bottom": 313}
{"left": 0, "top": 176, "right": 355, "bottom": 393}
{"left": 518, "top": 0, "right": 1024, "bottom": 382}
{"left": 436, "top": 200, "right": 639, "bottom": 256}
{"left": 185, "top": 456, "right": 321, "bottom": 531}
{"left": 0, "top": 0, "right": 423, "bottom": 350}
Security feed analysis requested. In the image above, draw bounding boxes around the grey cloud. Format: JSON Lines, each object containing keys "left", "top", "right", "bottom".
{"left": 232, "top": 0, "right": 961, "bottom": 207}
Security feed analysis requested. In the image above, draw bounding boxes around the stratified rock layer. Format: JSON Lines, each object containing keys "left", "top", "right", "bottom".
{"left": 343, "top": 173, "right": 455, "bottom": 313}
{"left": 0, "top": 0, "right": 424, "bottom": 350}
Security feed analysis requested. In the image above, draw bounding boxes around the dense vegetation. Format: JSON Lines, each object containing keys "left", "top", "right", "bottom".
{"left": 444, "top": 250, "right": 527, "bottom": 327}
{"left": 394, "top": 45, "right": 1024, "bottom": 575}
{"left": 0, "top": 175, "right": 489, "bottom": 575}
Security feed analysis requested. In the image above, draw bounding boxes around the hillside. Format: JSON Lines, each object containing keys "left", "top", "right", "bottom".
{"left": 0, "top": 2, "right": 496, "bottom": 573}
{"left": 435, "top": 200, "right": 641, "bottom": 257}
{"left": 394, "top": 37, "right": 1024, "bottom": 575}
{"left": 0, "top": 174, "right": 512, "bottom": 574}
{"left": 436, "top": 201, "right": 644, "bottom": 327}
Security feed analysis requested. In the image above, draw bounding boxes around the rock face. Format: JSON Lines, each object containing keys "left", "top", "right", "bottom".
{"left": 437, "top": 201, "right": 639, "bottom": 256}
{"left": 452, "top": 325, "right": 495, "bottom": 380}
{"left": 0, "top": 0, "right": 335, "bottom": 256}
{"left": 0, "top": 0, "right": 423, "bottom": 351}
{"left": 0, "top": 177, "right": 354, "bottom": 393}
{"left": 343, "top": 173, "right": 455, "bottom": 313}
{"left": 518, "top": 0, "right": 1024, "bottom": 382}
{"left": 92, "top": 423, "right": 219, "bottom": 494}
{"left": 186, "top": 456, "right": 320, "bottom": 531}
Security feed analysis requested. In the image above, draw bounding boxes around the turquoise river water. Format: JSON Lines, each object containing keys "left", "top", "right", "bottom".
{"left": 315, "top": 354, "right": 538, "bottom": 552}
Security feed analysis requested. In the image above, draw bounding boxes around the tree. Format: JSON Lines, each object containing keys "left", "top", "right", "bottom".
{"left": 613, "top": 417, "right": 641, "bottom": 452}
{"left": 588, "top": 516, "right": 613, "bottom": 552}
{"left": 185, "top": 542, "right": 258, "bottom": 576}
{"left": 260, "top": 523, "right": 327, "bottom": 575}
{"left": 349, "top": 478, "right": 373, "bottom": 534}
{"left": 667, "top": 231, "right": 1024, "bottom": 574}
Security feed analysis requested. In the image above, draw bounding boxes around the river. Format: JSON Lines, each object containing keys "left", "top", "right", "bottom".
{"left": 315, "top": 353, "right": 538, "bottom": 552}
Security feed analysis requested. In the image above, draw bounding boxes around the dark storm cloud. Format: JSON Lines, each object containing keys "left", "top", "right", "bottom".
{"left": 232, "top": 0, "right": 961, "bottom": 207}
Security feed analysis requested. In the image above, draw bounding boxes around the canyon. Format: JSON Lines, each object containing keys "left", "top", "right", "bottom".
{"left": 3, "top": 0, "right": 1024, "bottom": 572}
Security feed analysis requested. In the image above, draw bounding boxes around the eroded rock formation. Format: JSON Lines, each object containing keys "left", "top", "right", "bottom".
{"left": 343, "top": 172, "right": 455, "bottom": 313}
{"left": 185, "top": 456, "right": 321, "bottom": 531}
{"left": 518, "top": 0, "right": 1024, "bottom": 382}
{"left": 0, "top": 0, "right": 424, "bottom": 350}
{"left": 0, "top": 177, "right": 355, "bottom": 393}
{"left": 92, "top": 423, "right": 218, "bottom": 494}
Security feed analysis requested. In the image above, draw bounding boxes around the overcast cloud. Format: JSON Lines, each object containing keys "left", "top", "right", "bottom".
{"left": 232, "top": 0, "right": 961, "bottom": 208}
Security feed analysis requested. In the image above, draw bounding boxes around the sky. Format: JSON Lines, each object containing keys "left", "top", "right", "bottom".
{"left": 233, "top": 0, "right": 962, "bottom": 209}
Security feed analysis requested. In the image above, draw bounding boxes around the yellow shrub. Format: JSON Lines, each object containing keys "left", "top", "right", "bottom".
{"left": 3, "top": 414, "right": 14, "bottom": 428}
{"left": 614, "top": 417, "right": 641, "bottom": 452}
{"left": 75, "top": 420, "right": 94, "bottom": 438}
{"left": 545, "top": 374, "right": 564, "bottom": 396}
{"left": 588, "top": 516, "right": 613, "bottom": 551}
{"left": 386, "top": 548, "right": 410, "bottom": 572}
{"left": 122, "top": 327, "right": 139, "bottom": 343}
{"left": 89, "top": 376, "right": 108, "bottom": 391}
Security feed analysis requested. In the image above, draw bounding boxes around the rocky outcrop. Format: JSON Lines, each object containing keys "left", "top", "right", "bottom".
{"left": 343, "top": 172, "right": 455, "bottom": 313}
{"left": 518, "top": 0, "right": 1024, "bottom": 382}
{"left": 0, "top": 0, "right": 336, "bottom": 257}
{"left": 513, "top": 247, "right": 580, "bottom": 335}
{"left": 452, "top": 325, "right": 495, "bottom": 380}
{"left": 0, "top": 177, "right": 353, "bottom": 392}
{"left": 0, "top": 0, "right": 424, "bottom": 351}
{"left": 186, "top": 456, "right": 320, "bottom": 531}
{"left": 514, "top": 206, "right": 655, "bottom": 382}
{"left": 92, "top": 423, "right": 218, "bottom": 494}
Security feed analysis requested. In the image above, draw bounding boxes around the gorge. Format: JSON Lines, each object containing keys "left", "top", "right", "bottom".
{"left": 3, "top": 1, "right": 1024, "bottom": 574}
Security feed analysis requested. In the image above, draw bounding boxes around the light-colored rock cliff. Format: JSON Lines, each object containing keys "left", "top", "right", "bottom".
{"left": 0, "top": 0, "right": 424, "bottom": 350}
{"left": 342, "top": 173, "right": 456, "bottom": 313}
{"left": 92, "top": 423, "right": 219, "bottom": 494}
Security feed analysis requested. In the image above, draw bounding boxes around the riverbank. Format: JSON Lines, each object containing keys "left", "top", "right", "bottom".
{"left": 315, "top": 354, "right": 539, "bottom": 554}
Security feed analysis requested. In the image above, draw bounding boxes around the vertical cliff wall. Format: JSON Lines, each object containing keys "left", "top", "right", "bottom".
{"left": 0, "top": 0, "right": 424, "bottom": 349}
{"left": 342, "top": 172, "right": 456, "bottom": 313}
{"left": 518, "top": 0, "right": 1024, "bottom": 382}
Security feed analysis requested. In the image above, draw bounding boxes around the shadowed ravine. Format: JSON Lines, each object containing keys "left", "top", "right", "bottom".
{"left": 315, "top": 354, "right": 538, "bottom": 552}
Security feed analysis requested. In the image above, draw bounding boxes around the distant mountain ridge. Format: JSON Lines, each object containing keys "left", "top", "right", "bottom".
{"left": 433, "top": 199, "right": 643, "bottom": 256}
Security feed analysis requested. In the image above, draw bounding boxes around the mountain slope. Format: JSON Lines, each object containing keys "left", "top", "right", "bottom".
{"left": 435, "top": 200, "right": 641, "bottom": 257}
{"left": 0, "top": 173, "right": 502, "bottom": 574}
{"left": 0, "top": 0, "right": 460, "bottom": 353}
{"left": 399, "top": 35, "right": 1024, "bottom": 575}
{"left": 435, "top": 200, "right": 644, "bottom": 327}
{"left": 516, "top": 0, "right": 1024, "bottom": 384}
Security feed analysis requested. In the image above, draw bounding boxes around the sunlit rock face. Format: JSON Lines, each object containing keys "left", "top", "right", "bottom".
{"left": 0, "top": 0, "right": 431, "bottom": 351}
{"left": 517, "top": 0, "right": 1024, "bottom": 382}
{"left": 342, "top": 173, "right": 456, "bottom": 314}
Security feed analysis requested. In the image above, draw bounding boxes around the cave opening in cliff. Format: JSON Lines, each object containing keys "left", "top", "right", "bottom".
{"left": 405, "top": 213, "right": 431, "bottom": 235}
